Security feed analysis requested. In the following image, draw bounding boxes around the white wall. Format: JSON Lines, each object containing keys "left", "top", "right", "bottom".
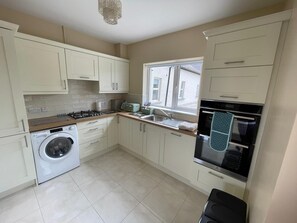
{"left": 247, "top": 0, "right": 297, "bottom": 222}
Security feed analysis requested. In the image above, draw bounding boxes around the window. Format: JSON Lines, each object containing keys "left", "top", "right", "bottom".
{"left": 145, "top": 59, "right": 203, "bottom": 114}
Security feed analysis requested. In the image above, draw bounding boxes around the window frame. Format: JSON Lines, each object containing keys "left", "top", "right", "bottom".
{"left": 144, "top": 58, "right": 203, "bottom": 115}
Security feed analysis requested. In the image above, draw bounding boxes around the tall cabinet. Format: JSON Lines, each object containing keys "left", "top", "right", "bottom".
{"left": 0, "top": 21, "right": 35, "bottom": 197}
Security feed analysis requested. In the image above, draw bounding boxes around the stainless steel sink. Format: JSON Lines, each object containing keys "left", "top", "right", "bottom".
{"left": 140, "top": 114, "right": 183, "bottom": 129}
{"left": 140, "top": 114, "right": 169, "bottom": 122}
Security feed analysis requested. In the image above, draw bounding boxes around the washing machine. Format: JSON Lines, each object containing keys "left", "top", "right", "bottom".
{"left": 31, "top": 125, "right": 80, "bottom": 184}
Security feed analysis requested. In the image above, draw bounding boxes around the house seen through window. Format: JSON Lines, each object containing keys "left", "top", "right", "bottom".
{"left": 146, "top": 59, "right": 203, "bottom": 114}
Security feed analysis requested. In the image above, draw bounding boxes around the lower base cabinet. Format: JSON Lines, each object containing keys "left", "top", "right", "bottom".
{"left": 0, "top": 133, "right": 36, "bottom": 194}
{"left": 107, "top": 116, "right": 118, "bottom": 148}
{"left": 142, "top": 124, "right": 161, "bottom": 164}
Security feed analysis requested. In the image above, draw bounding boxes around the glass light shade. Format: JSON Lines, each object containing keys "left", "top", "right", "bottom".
{"left": 98, "top": 0, "right": 122, "bottom": 25}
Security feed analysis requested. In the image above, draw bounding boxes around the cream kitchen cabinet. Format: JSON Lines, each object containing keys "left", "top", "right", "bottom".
{"left": 15, "top": 37, "right": 68, "bottom": 94}
{"left": 107, "top": 116, "right": 118, "bottom": 148}
{"left": 0, "top": 134, "right": 36, "bottom": 194}
{"left": 65, "top": 49, "right": 99, "bottom": 81}
{"left": 130, "top": 119, "right": 144, "bottom": 156}
{"left": 118, "top": 116, "right": 132, "bottom": 149}
{"left": 142, "top": 123, "right": 161, "bottom": 164}
{"left": 0, "top": 29, "right": 28, "bottom": 138}
{"left": 191, "top": 163, "right": 246, "bottom": 199}
{"left": 77, "top": 118, "right": 108, "bottom": 159}
{"left": 204, "top": 22, "right": 282, "bottom": 69}
{"left": 160, "top": 129, "right": 196, "bottom": 181}
{"left": 201, "top": 66, "right": 273, "bottom": 104}
{"left": 99, "top": 57, "right": 129, "bottom": 93}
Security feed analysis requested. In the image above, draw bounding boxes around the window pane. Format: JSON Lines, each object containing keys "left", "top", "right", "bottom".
{"left": 149, "top": 66, "right": 174, "bottom": 107}
{"left": 177, "top": 63, "right": 202, "bottom": 112}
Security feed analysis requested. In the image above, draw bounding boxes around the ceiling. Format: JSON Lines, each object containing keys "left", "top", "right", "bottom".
{"left": 0, "top": 0, "right": 286, "bottom": 44}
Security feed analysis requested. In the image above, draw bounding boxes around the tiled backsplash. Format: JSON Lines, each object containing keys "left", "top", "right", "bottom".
{"left": 24, "top": 80, "right": 126, "bottom": 119}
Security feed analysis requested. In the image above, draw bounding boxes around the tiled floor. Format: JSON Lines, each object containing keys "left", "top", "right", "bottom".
{"left": 0, "top": 149, "right": 207, "bottom": 223}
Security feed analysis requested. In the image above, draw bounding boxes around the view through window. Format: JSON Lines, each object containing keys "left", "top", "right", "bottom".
{"left": 147, "top": 60, "right": 203, "bottom": 114}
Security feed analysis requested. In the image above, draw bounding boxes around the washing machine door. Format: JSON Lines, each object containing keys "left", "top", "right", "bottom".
{"left": 39, "top": 132, "right": 76, "bottom": 162}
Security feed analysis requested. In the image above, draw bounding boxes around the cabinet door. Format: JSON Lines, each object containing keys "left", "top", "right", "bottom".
{"left": 161, "top": 130, "right": 195, "bottom": 181}
{"left": 114, "top": 60, "right": 129, "bottom": 93}
{"left": 0, "top": 134, "right": 36, "bottom": 193}
{"left": 79, "top": 137, "right": 107, "bottom": 159}
{"left": 15, "top": 38, "right": 68, "bottom": 94}
{"left": 118, "top": 116, "right": 131, "bottom": 149}
{"left": 0, "top": 29, "right": 28, "bottom": 138}
{"left": 107, "top": 116, "right": 118, "bottom": 148}
{"left": 205, "top": 22, "right": 282, "bottom": 69}
{"left": 130, "top": 119, "right": 143, "bottom": 156}
{"left": 143, "top": 124, "right": 161, "bottom": 164}
{"left": 99, "top": 57, "right": 115, "bottom": 93}
{"left": 201, "top": 66, "right": 273, "bottom": 104}
{"left": 65, "top": 49, "right": 98, "bottom": 81}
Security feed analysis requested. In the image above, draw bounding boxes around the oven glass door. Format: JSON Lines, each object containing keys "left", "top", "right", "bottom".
{"left": 194, "top": 135, "right": 252, "bottom": 180}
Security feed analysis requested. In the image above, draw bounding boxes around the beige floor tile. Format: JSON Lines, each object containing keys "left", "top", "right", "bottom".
{"left": 70, "top": 163, "right": 105, "bottom": 186}
{"left": 80, "top": 173, "right": 118, "bottom": 203}
{"left": 15, "top": 210, "right": 44, "bottom": 223}
{"left": 34, "top": 174, "right": 79, "bottom": 207}
{"left": 121, "top": 173, "right": 159, "bottom": 202}
{"left": 93, "top": 186, "right": 139, "bottom": 223}
{"left": 69, "top": 207, "right": 103, "bottom": 223}
{"left": 0, "top": 188, "right": 39, "bottom": 223}
{"left": 160, "top": 175, "right": 191, "bottom": 199}
{"left": 41, "top": 191, "right": 90, "bottom": 223}
{"left": 172, "top": 199, "right": 204, "bottom": 223}
{"left": 138, "top": 165, "right": 167, "bottom": 183}
{"left": 122, "top": 204, "right": 162, "bottom": 223}
{"left": 186, "top": 188, "right": 208, "bottom": 207}
{"left": 142, "top": 184, "right": 186, "bottom": 223}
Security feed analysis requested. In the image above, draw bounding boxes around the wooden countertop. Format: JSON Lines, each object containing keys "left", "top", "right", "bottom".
{"left": 28, "top": 112, "right": 197, "bottom": 137}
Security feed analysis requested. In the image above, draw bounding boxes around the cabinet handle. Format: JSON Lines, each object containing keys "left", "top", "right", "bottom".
{"left": 21, "top": 119, "right": 26, "bottom": 132}
{"left": 143, "top": 124, "right": 146, "bottom": 133}
{"left": 88, "top": 121, "right": 98, "bottom": 125}
{"left": 63, "top": 80, "right": 67, "bottom": 89}
{"left": 90, "top": 140, "right": 99, "bottom": 145}
{"left": 79, "top": 76, "right": 90, "bottom": 79}
{"left": 208, "top": 171, "right": 224, "bottom": 179}
{"left": 224, "top": 60, "right": 245, "bottom": 65}
{"left": 24, "top": 135, "right": 28, "bottom": 148}
{"left": 116, "top": 83, "right": 119, "bottom": 90}
{"left": 88, "top": 128, "right": 99, "bottom": 132}
{"left": 220, "top": 95, "right": 239, "bottom": 99}
{"left": 171, "top": 132, "right": 181, "bottom": 137}
{"left": 140, "top": 123, "right": 142, "bottom": 131}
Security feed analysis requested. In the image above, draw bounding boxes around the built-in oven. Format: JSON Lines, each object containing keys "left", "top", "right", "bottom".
{"left": 194, "top": 100, "right": 263, "bottom": 181}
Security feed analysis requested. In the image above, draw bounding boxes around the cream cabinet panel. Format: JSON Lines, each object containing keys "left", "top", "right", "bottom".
{"left": 161, "top": 130, "right": 195, "bottom": 181}
{"left": 15, "top": 38, "right": 68, "bottom": 94}
{"left": 0, "top": 29, "right": 28, "bottom": 138}
{"left": 115, "top": 60, "right": 129, "bottom": 93}
{"left": 201, "top": 66, "right": 273, "bottom": 104}
{"left": 118, "top": 116, "right": 131, "bottom": 149}
{"left": 107, "top": 116, "right": 118, "bottom": 148}
{"left": 0, "top": 134, "right": 36, "bottom": 193}
{"left": 205, "top": 22, "right": 282, "bottom": 69}
{"left": 99, "top": 57, "right": 114, "bottom": 92}
{"left": 142, "top": 123, "right": 161, "bottom": 164}
{"left": 195, "top": 164, "right": 246, "bottom": 199}
{"left": 79, "top": 137, "right": 107, "bottom": 159}
{"left": 130, "top": 119, "right": 143, "bottom": 156}
{"left": 65, "top": 49, "right": 98, "bottom": 81}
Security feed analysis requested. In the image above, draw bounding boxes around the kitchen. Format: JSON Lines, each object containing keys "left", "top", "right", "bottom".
{"left": 0, "top": 0, "right": 297, "bottom": 223}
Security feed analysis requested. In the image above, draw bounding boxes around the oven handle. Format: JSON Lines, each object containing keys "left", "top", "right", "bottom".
{"left": 199, "top": 134, "right": 249, "bottom": 149}
{"left": 201, "top": 110, "right": 255, "bottom": 121}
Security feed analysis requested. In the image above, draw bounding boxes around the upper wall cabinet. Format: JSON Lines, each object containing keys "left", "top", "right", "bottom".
{"left": 65, "top": 49, "right": 99, "bottom": 81}
{"left": 204, "top": 22, "right": 282, "bottom": 69}
{"left": 15, "top": 38, "right": 68, "bottom": 94}
{"left": 99, "top": 57, "right": 129, "bottom": 93}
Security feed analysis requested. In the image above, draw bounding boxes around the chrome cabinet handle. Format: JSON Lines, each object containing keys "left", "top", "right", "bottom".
{"left": 63, "top": 80, "right": 67, "bottom": 89}
{"left": 21, "top": 119, "right": 26, "bottom": 132}
{"left": 112, "top": 83, "right": 115, "bottom": 90}
{"left": 143, "top": 124, "right": 146, "bottom": 133}
{"left": 208, "top": 171, "right": 224, "bottom": 179}
{"left": 79, "top": 76, "right": 90, "bottom": 79}
{"left": 116, "top": 83, "right": 118, "bottom": 90}
{"left": 24, "top": 135, "right": 28, "bottom": 148}
{"left": 90, "top": 140, "right": 99, "bottom": 145}
{"left": 171, "top": 132, "right": 181, "bottom": 137}
{"left": 140, "top": 123, "right": 142, "bottom": 132}
{"left": 88, "top": 121, "right": 98, "bottom": 125}
{"left": 224, "top": 60, "right": 245, "bottom": 65}
{"left": 88, "top": 128, "right": 99, "bottom": 132}
{"left": 220, "top": 95, "right": 239, "bottom": 99}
